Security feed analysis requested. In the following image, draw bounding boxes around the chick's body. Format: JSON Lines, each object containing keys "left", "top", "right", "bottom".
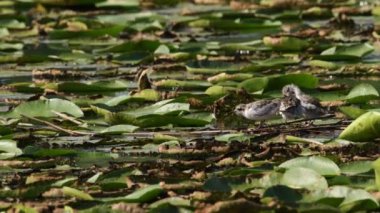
{"left": 279, "top": 96, "right": 303, "bottom": 121}
{"left": 234, "top": 99, "right": 281, "bottom": 121}
{"left": 282, "top": 84, "right": 326, "bottom": 119}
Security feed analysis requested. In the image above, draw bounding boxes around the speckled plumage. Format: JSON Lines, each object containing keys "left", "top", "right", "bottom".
{"left": 234, "top": 99, "right": 281, "bottom": 122}
{"left": 279, "top": 96, "right": 303, "bottom": 121}
{"left": 282, "top": 84, "right": 326, "bottom": 119}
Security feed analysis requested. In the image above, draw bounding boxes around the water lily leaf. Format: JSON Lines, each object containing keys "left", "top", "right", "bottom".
{"left": 238, "top": 77, "right": 269, "bottom": 93}
{"left": 62, "top": 186, "right": 94, "bottom": 201}
{"left": 0, "top": 140, "right": 22, "bottom": 159}
{"left": 96, "top": 0, "right": 139, "bottom": 8}
{"left": 12, "top": 204, "right": 38, "bottom": 213}
{"left": 242, "top": 57, "right": 300, "bottom": 72}
{"left": 279, "top": 156, "right": 340, "bottom": 176}
{"left": 153, "top": 79, "right": 211, "bottom": 89}
{"left": 186, "top": 60, "right": 243, "bottom": 74}
{"left": 57, "top": 80, "right": 130, "bottom": 93}
{"left": 149, "top": 197, "right": 191, "bottom": 209}
{"left": 317, "top": 43, "right": 374, "bottom": 61}
{"left": 95, "top": 40, "right": 161, "bottom": 53}
{"left": 281, "top": 167, "right": 328, "bottom": 190}
{"left": 23, "top": 0, "right": 105, "bottom": 6}
{"left": 308, "top": 60, "right": 339, "bottom": 70}
{"left": 48, "top": 25, "right": 124, "bottom": 39}
{"left": 205, "top": 85, "right": 235, "bottom": 97}
{"left": 23, "top": 146, "right": 78, "bottom": 158}
{"left": 0, "top": 19, "right": 26, "bottom": 29}
{"left": 266, "top": 73, "right": 319, "bottom": 90}
{"left": 113, "top": 51, "right": 152, "bottom": 65}
{"left": 340, "top": 161, "right": 373, "bottom": 175}
{"left": 99, "top": 125, "right": 139, "bottom": 135}
{"left": 339, "top": 111, "right": 380, "bottom": 142}
{"left": 98, "top": 168, "right": 138, "bottom": 191}
{"left": 215, "top": 133, "right": 250, "bottom": 143}
{"left": 190, "top": 19, "right": 280, "bottom": 32}
{"left": 339, "top": 106, "right": 367, "bottom": 119}
{"left": 263, "top": 36, "right": 309, "bottom": 51}
{"left": 339, "top": 188, "right": 379, "bottom": 212}
{"left": 76, "top": 152, "right": 118, "bottom": 168}
{"left": 8, "top": 98, "right": 84, "bottom": 118}
{"left": 128, "top": 101, "right": 189, "bottom": 117}
{"left": 0, "top": 42, "right": 23, "bottom": 51}
{"left": 207, "top": 73, "right": 253, "bottom": 84}
{"left": 106, "top": 89, "right": 160, "bottom": 106}
{"left": 345, "top": 83, "right": 379, "bottom": 104}
{"left": 124, "top": 184, "right": 163, "bottom": 203}
{"left": 373, "top": 158, "right": 380, "bottom": 191}
{"left": 308, "top": 186, "right": 378, "bottom": 211}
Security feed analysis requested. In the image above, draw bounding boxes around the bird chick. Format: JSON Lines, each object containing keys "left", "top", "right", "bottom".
{"left": 279, "top": 96, "right": 303, "bottom": 122}
{"left": 282, "top": 84, "right": 326, "bottom": 119}
{"left": 234, "top": 99, "right": 281, "bottom": 127}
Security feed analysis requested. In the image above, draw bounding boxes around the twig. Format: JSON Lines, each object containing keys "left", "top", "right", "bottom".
{"left": 52, "top": 110, "right": 83, "bottom": 125}
{"left": 21, "top": 115, "right": 92, "bottom": 136}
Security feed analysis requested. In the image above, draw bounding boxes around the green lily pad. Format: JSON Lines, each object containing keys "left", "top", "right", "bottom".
{"left": 8, "top": 98, "right": 84, "bottom": 118}
{"left": 317, "top": 43, "right": 374, "bottom": 61}
{"left": 281, "top": 167, "right": 328, "bottom": 190}
{"left": 279, "top": 156, "right": 341, "bottom": 176}
{"left": 345, "top": 83, "right": 379, "bottom": 104}
{"left": 339, "top": 111, "right": 380, "bottom": 142}
{"left": 62, "top": 186, "right": 94, "bottom": 201}
{"left": 0, "top": 140, "right": 22, "bottom": 160}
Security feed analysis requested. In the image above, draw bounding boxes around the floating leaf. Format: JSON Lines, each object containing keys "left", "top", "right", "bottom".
{"left": 340, "top": 161, "right": 373, "bottom": 175}
{"left": 0, "top": 140, "right": 22, "bottom": 159}
{"left": 8, "top": 98, "right": 84, "bottom": 118}
{"left": 99, "top": 125, "right": 139, "bottom": 134}
{"left": 317, "top": 43, "right": 374, "bottom": 61}
{"left": 207, "top": 73, "right": 253, "bottom": 84}
{"left": 58, "top": 80, "right": 130, "bottom": 93}
{"left": 215, "top": 133, "right": 250, "bottom": 143}
{"left": 339, "top": 112, "right": 380, "bottom": 142}
{"left": 281, "top": 167, "right": 328, "bottom": 190}
{"left": 266, "top": 73, "right": 319, "bottom": 90}
{"left": 124, "top": 184, "right": 163, "bottom": 203}
{"left": 153, "top": 79, "right": 211, "bottom": 89}
{"left": 238, "top": 77, "right": 269, "bottom": 93}
{"left": 279, "top": 156, "right": 340, "bottom": 176}
{"left": 186, "top": 60, "right": 243, "bottom": 74}
{"left": 62, "top": 186, "right": 94, "bottom": 201}
{"left": 373, "top": 158, "right": 380, "bottom": 191}
{"left": 345, "top": 83, "right": 379, "bottom": 104}
{"left": 205, "top": 85, "right": 235, "bottom": 97}
{"left": 339, "top": 106, "right": 367, "bottom": 119}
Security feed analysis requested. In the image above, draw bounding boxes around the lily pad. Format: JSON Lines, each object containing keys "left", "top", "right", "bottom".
{"left": 279, "top": 156, "right": 340, "bottom": 176}
{"left": 281, "top": 167, "right": 328, "bottom": 190}
{"left": 317, "top": 43, "right": 374, "bottom": 61}
{"left": 345, "top": 83, "right": 379, "bottom": 104}
{"left": 339, "top": 111, "right": 380, "bottom": 142}
{"left": 8, "top": 98, "right": 84, "bottom": 118}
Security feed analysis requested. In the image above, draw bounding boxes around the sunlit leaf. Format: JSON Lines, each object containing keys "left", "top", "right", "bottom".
{"left": 339, "top": 111, "right": 380, "bottom": 142}
{"left": 345, "top": 83, "right": 379, "bottom": 104}
{"left": 0, "top": 140, "right": 22, "bottom": 159}
{"left": 7, "top": 98, "right": 84, "bottom": 118}
{"left": 62, "top": 186, "right": 94, "bottom": 201}
{"left": 279, "top": 156, "right": 340, "bottom": 176}
{"left": 281, "top": 167, "right": 328, "bottom": 190}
